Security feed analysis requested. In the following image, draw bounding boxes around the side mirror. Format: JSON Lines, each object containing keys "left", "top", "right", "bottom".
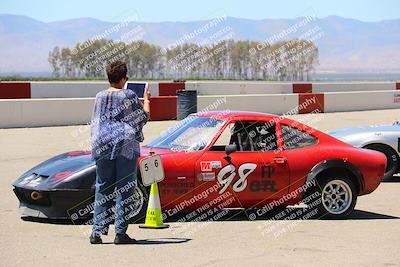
{"left": 225, "top": 144, "right": 237, "bottom": 156}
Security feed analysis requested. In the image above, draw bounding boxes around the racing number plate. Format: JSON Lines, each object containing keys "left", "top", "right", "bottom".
{"left": 140, "top": 154, "right": 165, "bottom": 186}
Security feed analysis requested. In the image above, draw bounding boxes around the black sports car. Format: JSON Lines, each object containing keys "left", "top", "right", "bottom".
{"left": 12, "top": 151, "right": 147, "bottom": 221}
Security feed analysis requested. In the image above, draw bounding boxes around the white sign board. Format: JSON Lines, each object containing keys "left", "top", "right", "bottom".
{"left": 139, "top": 154, "right": 165, "bottom": 186}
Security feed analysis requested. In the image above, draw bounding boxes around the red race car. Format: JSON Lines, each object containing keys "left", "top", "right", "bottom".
{"left": 13, "top": 111, "right": 386, "bottom": 221}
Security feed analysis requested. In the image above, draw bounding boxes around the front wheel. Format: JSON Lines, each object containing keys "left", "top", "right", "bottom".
{"left": 128, "top": 182, "right": 149, "bottom": 224}
{"left": 309, "top": 175, "right": 357, "bottom": 219}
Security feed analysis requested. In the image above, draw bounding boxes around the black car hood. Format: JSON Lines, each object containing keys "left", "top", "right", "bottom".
{"left": 14, "top": 151, "right": 95, "bottom": 190}
{"left": 30, "top": 151, "right": 93, "bottom": 177}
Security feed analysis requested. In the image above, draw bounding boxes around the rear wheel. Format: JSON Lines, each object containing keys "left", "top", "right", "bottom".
{"left": 309, "top": 174, "right": 357, "bottom": 219}
{"left": 364, "top": 144, "right": 399, "bottom": 181}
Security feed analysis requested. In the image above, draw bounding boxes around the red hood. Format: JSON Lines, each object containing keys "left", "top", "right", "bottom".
{"left": 140, "top": 146, "right": 178, "bottom": 157}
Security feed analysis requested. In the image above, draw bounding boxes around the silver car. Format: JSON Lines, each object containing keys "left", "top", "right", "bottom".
{"left": 330, "top": 121, "right": 400, "bottom": 180}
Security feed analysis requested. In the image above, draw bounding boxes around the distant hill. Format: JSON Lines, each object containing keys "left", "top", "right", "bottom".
{"left": 0, "top": 14, "right": 399, "bottom": 74}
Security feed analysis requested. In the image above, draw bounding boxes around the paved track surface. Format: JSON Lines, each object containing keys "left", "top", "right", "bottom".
{"left": 1, "top": 109, "right": 399, "bottom": 267}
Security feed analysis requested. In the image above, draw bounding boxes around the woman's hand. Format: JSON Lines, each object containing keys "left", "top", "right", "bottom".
{"left": 144, "top": 85, "right": 151, "bottom": 100}
{"left": 143, "top": 84, "right": 151, "bottom": 113}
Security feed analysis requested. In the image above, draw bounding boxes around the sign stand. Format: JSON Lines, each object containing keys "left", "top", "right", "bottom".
{"left": 139, "top": 154, "right": 169, "bottom": 229}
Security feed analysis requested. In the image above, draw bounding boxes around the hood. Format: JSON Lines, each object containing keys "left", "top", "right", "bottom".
{"left": 24, "top": 151, "right": 93, "bottom": 177}
{"left": 140, "top": 146, "right": 181, "bottom": 157}
{"left": 14, "top": 151, "right": 94, "bottom": 189}
{"left": 14, "top": 148, "right": 178, "bottom": 190}
{"left": 18, "top": 147, "right": 175, "bottom": 178}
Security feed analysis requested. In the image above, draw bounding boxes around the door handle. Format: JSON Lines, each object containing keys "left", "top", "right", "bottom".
{"left": 274, "top": 157, "right": 287, "bottom": 164}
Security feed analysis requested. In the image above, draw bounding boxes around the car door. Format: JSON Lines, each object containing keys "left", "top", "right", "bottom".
{"left": 158, "top": 151, "right": 201, "bottom": 213}
{"left": 194, "top": 119, "right": 290, "bottom": 209}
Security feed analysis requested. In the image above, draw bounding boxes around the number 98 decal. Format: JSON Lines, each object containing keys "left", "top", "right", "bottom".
{"left": 216, "top": 163, "right": 278, "bottom": 194}
{"left": 217, "top": 163, "right": 257, "bottom": 194}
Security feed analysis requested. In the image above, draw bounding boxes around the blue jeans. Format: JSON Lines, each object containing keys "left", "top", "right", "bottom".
{"left": 92, "top": 155, "right": 138, "bottom": 236}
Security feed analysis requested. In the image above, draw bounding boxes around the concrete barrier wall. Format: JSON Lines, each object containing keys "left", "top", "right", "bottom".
{"left": 1, "top": 83, "right": 400, "bottom": 128}
{"left": 186, "top": 81, "right": 293, "bottom": 95}
{"left": 313, "top": 82, "right": 396, "bottom": 93}
{"left": 197, "top": 94, "right": 299, "bottom": 114}
{"left": 1, "top": 81, "right": 398, "bottom": 99}
{"left": 183, "top": 81, "right": 399, "bottom": 95}
{"left": 31, "top": 82, "right": 107, "bottom": 98}
{"left": 0, "top": 95, "right": 176, "bottom": 128}
{"left": 324, "top": 90, "right": 400, "bottom": 112}
{"left": 0, "top": 98, "right": 94, "bottom": 128}
{"left": 30, "top": 81, "right": 160, "bottom": 98}
{"left": 199, "top": 90, "right": 400, "bottom": 114}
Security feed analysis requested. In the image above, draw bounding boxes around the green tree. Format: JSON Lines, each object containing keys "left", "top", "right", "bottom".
{"left": 60, "top": 47, "right": 74, "bottom": 77}
{"left": 49, "top": 38, "right": 319, "bottom": 81}
{"left": 48, "top": 46, "right": 61, "bottom": 78}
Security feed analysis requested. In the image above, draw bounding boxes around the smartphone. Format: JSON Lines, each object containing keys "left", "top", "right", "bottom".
{"left": 125, "top": 82, "right": 148, "bottom": 99}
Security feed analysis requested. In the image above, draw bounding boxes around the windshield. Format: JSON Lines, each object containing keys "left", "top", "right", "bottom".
{"left": 145, "top": 116, "right": 225, "bottom": 151}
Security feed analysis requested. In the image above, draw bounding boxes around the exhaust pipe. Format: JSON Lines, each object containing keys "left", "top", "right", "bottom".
{"left": 31, "top": 191, "right": 43, "bottom": 200}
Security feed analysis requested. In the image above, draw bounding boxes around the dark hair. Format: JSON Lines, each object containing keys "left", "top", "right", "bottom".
{"left": 106, "top": 61, "right": 127, "bottom": 84}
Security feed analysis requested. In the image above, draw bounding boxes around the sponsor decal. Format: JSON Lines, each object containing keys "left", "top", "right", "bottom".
{"left": 253, "top": 164, "right": 277, "bottom": 192}
{"left": 159, "top": 183, "right": 194, "bottom": 188}
{"left": 20, "top": 174, "right": 44, "bottom": 187}
{"left": 211, "top": 161, "right": 222, "bottom": 169}
{"left": 50, "top": 171, "right": 74, "bottom": 182}
{"left": 200, "top": 161, "right": 222, "bottom": 171}
{"left": 198, "top": 172, "right": 216, "bottom": 182}
{"left": 261, "top": 165, "right": 275, "bottom": 178}
{"left": 27, "top": 177, "right": 42, "bottom": 187}
{"left": 200, "top": 161, "right": 212, "bottom": 171}
{"left": 249, "top": 180, "right": 277, "bottom": 192}
{"left": 159, "top": 182, "right": 194, "bottom": 196}
{"left": 68, "top": 151, "right": 91, "bottom": 156}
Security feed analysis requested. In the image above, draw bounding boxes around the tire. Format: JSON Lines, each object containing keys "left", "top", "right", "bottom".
{"left": 84, "top": 181, "right": 149, "bottom": 224}
{"left": 364, "top": 144, "right": 399, "bottom": 181}
{"left": 74, "top": 178, "right": 149, "bottom": 225}
{"left": 307, "top": 173, "right": 357, "bottom": 219}
{"left": 128, "top": 181, "right": 149, "bottom": 224}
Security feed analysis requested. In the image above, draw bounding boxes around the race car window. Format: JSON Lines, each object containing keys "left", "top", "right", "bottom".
{"left": 211, "top": 123, "right": 235, "bottom": 151}
{"left": 211, "top": 121, "right": 278, "bottom": 152}
{"left": 145, "top": 116, "right": 225, "bottom": 151}
{"left": 281, "top": 125, "right": 318, "bottom": 150}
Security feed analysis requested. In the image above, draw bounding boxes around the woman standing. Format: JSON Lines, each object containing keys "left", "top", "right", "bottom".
{"left": 90, "top": 61, "right": 150, "bottom": 244}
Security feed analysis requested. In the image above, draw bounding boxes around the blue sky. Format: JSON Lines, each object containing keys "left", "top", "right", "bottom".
{"left": 1, "top": 0, "right": 399, "bottom": 22}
